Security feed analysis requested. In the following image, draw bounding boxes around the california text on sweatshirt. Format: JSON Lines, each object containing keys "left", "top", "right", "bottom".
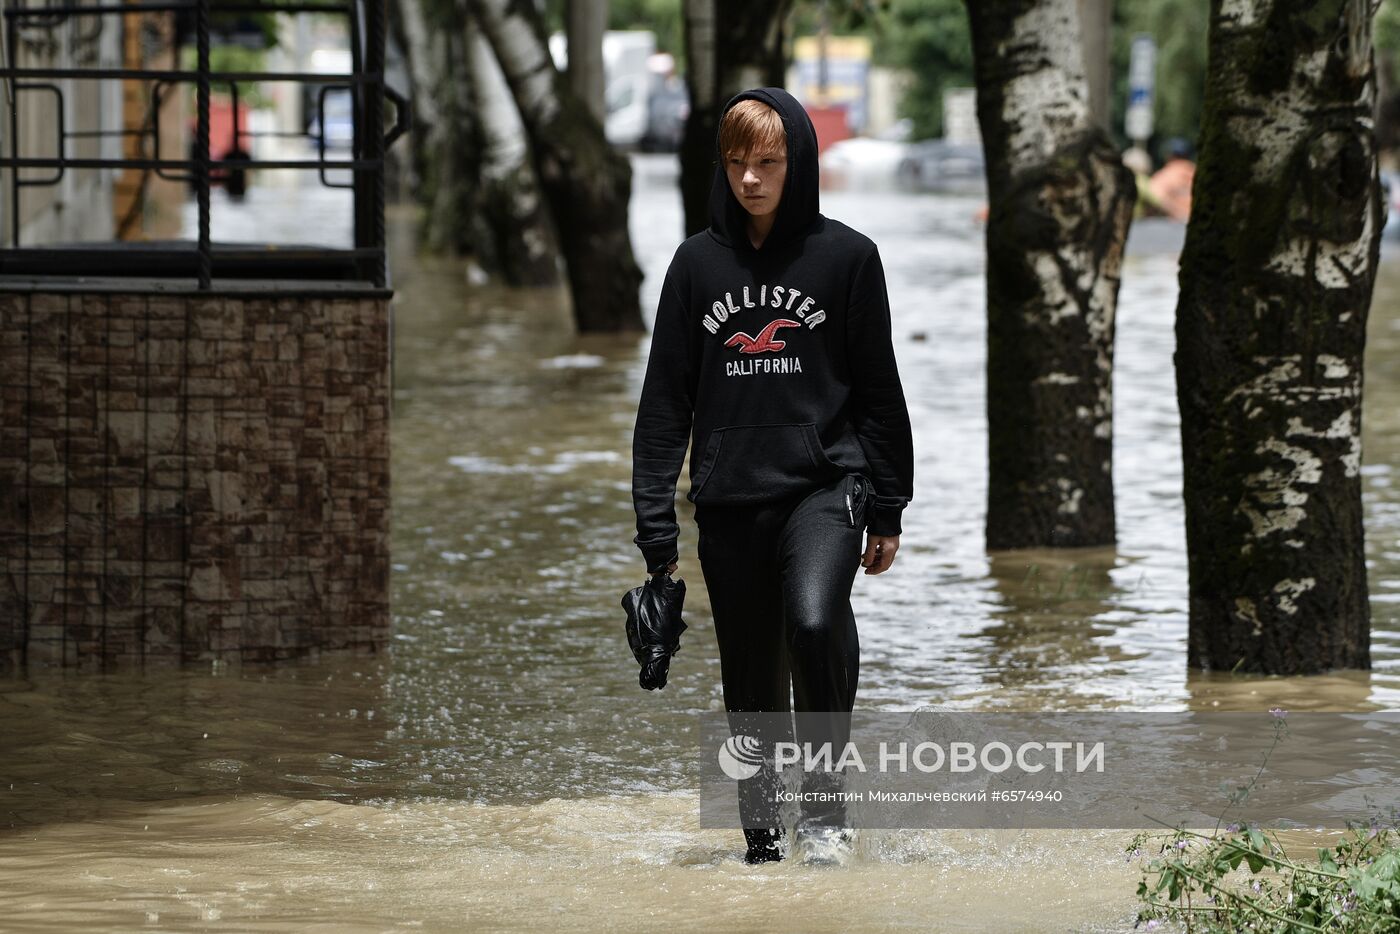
{"left": 631, "top": 86, "right": 915, "bottom": 574}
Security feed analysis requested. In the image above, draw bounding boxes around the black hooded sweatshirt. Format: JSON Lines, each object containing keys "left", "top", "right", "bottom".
{"left": 631, "top": 86, "right": 914, "bottom": 573}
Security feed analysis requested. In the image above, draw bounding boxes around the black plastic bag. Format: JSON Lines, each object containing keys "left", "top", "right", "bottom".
{"left": 621, "top": 572, "right": 688, "bottom": 690}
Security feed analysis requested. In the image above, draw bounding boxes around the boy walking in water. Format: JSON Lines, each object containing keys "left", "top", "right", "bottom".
{"left": 631, "top": 87, "right": 915, "bottom": 865}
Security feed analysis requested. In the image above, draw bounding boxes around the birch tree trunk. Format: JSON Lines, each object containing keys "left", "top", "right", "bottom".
{"left": 966, "top": 0, "right": 1135, "bottom": 550}
{"left": 466, "top": 9, "right": 561, "bottom": 285}
{"left": 679, "top": 0, "right": 792, "bottom": 237}
{"left": 392, "top": 0, "right": 482, "bottom": 255}
{"left": 1176, "top": 0, "right": 1382, "bottom": 674}
{"left": 467, "top": 0, "right": 643, "bottom": 332}
{"left": 387, "top": 0, "right": 439, "bottom": 199}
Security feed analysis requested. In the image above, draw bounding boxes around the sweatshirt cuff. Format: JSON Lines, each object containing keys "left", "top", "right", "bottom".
{"left": 638, "top": 539, "right": 679, "bottom": 574}
{"left": 866, "top": 501, "right": 905, "bottom": 537}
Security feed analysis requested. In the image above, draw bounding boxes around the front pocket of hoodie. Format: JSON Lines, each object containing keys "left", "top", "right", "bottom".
{"left": 689, "top": 422, "right": 842, "bottom": 504}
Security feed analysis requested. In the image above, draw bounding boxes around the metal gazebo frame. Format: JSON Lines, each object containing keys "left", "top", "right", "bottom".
{"left": 0, "top": 0, "right": 407, "bottom": 289}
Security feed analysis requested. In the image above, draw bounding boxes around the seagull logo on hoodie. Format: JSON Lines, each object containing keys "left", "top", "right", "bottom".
{"left": 724, "top": 318, "right": 802, "bottom": 354}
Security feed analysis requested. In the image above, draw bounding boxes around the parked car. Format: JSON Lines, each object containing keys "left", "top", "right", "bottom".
{"left": 818, "top": 134, "right": 912, "bottom": 189}
{"left": 813, "top": 118, "right": 912, "bottom": 188}
{"left": 895, "top": 139, "right": 986, "bottom": 194}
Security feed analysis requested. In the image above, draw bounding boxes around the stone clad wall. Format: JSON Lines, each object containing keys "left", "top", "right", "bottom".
{"left": 0, "top": 290, "right": 391, "bottom": 669}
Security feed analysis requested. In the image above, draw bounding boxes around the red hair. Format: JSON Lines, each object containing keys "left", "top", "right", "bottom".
{"left": 718, "top": 99, "right": 787, "bottom": 161}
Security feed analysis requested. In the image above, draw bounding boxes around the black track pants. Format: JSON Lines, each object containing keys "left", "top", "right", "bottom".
{"left": 695, "top": 471, "right": 870, "bottom": 829}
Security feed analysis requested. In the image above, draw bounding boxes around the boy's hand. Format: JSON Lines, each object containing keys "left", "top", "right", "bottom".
{"left": 861, "top": 535, "right": 898, "bottom": 574}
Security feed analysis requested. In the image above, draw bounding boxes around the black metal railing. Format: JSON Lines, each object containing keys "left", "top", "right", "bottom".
{"left": 0, "top": 0, "right": 407, "bottom": 289}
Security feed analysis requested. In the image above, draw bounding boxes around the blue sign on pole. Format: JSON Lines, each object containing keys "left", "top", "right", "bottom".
{"left": 1125, "top": 34, "right": 1156, "bottom": 143}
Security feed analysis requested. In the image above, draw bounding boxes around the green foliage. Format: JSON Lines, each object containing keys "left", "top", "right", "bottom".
{"left": 210, "top": 10, "right": 280, "bottom": 49}
{"left": 878, "top": 0, "right": 971, "bottom": 140}
{"left": 543, "top": 0, "right": 564, "bottom": 34}
{"left": 1131, "top": 819, "right": 1400, "bottom": 932}
{"left": 788, "top": 0, "right": 888, "bottom": 37}
{"left": 178, "top": 44, "right": 272, "bottom": 109}
{"left": 420, "top": 0, "right": 462, "bottom": 30}
{"left": 608, "top": 0, "right": 683, "bottom": 58}
{"left": 1379, "top": 0, "right": 1400, "bottom": 58}
{"left": 1129, "top": 711, "right": 1400, "bottom": 932}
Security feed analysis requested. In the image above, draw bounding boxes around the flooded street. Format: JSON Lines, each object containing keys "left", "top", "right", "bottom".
{"left": 2, "top": 155, "right": 1400, "bottom": 930}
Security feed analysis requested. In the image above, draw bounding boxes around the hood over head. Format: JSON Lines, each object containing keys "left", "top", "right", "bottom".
{"left": 707, "top": 87, "right": 822, "bottom": 255}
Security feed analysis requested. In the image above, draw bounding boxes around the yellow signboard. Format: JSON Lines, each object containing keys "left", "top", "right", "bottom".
{"left": 792, "top": 35, "right": 872, "bottom": 124}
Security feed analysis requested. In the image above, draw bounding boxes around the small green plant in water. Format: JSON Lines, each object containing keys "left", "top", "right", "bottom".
{"left": 1128, "top": 707, "right": 1400, "bottom": 932}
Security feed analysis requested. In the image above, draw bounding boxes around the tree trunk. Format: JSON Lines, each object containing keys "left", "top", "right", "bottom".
{"left": 567, "top": 0, "right": 608, "bottom": 125}
{"left": 467, "top": 0, "right": 643, "bottom": 332}
{"left": 679, "top": 0, "right": 717, "bottom": 238}
{"left": 966, "top": 0, "right": 1135, "bottom": 550}
{"left": 1176, "top": 0, "right": 1381, "bottom": 674}
{"left": 466, "top": 8, "right": 562, "bottom": 285}
{"left": 679, "top": 0, "right": 792, "bottom": 238}
{"left": 1077, "top": 0, "right": 1112, "bottom": 130}
{"left": 386, "top": 0, "right": 437, "bottom": 200}
{"left": 393, "top": 0, "right": 482, "bottom": 255}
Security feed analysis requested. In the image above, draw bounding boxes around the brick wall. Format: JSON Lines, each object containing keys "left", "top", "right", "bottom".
{"left": 0, "top": 290, "right": 391, "bottom": 670}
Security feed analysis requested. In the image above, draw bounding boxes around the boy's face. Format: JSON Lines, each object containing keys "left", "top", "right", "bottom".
{"left": 725, "top": 141, "right": 788, "bottom": 218}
